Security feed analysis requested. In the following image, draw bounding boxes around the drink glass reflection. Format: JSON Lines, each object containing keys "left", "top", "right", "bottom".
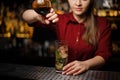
{"left": 32, "top": 0, "right": 52, "bottom": 16}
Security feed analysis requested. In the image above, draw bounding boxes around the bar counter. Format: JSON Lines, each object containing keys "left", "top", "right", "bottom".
{"left": 0, "top": 63, "right": 120, "bottom": 80}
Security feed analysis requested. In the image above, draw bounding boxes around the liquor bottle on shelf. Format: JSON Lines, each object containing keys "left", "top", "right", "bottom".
{"left": 0, "top": 3, "right": 6, "bottom": 36}
{"left": 0, "top": 17, "right": 6, "bottom": 36}
{"left": 43, "top": 40, "right": 49, "bottom": 57}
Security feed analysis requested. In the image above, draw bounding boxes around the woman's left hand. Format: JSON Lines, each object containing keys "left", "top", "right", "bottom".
{"left": 62, "top": 60, "right": 90, "bottom": 75}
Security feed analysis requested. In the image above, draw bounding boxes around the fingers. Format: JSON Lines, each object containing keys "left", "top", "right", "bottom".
{"left": 62, "top": 65, "right": 76, "bottom": 75}
{"left": 73, "top": 67, "right": 86, "bottom": 75}
{"left": 63, "top": 64, "right": 84, "bottom": 75}
{"left": 45, "top": 19, "right": 50, "bottom": 24}
{"left": 46, "top": 8, "right": 59, "bottom": 23}
{"left": 47, "top": 14, "right": 58, "bottom": 22}
{"left": 50, "top": 8, "right": 54, "bottom": 13}
{"left": 62, "top": 61, "right": 78, "bottom": 75}
{"left": 62, "top": 61, "right": 88, "bottom": 75}
{"left": 63, "top": 61, "right": 76, "bottom": 71}
{"left": 37, "top": 8, "right": 58, "bottom": 24}
{"left": 63, "top": 66, "right": 80, "bottom": 75}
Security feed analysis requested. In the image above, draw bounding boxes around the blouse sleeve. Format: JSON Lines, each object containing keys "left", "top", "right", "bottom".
{"left": 28, "top": 21, "right": 48, "bottom": 27}
{"left": 28, "top": 20, "right": 57, "bottom": 31}
{"left": 95, "top": 17, "right": 112, "bottom": 61}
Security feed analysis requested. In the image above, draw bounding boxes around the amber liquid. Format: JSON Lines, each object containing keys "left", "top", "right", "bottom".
{"left": 32, "top": 0, "right": 52, "bottom": 16}
{"left": 34, "top": 7, "right": 50, "bottom": 16}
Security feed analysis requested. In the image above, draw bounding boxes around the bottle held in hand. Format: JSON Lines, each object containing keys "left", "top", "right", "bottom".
{"left": 32, "top": 0, "right": 52, "bottom": 16}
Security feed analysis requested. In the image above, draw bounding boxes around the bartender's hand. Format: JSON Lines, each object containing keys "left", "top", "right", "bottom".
{"left": 45, "top": 8, "right": 59, "bottom": 24}
{"left": 62, "top": 60, "right": 90, "bottom": 75}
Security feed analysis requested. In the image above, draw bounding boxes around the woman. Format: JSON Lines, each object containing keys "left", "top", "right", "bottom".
{"left": 22, "top": 0, "right": 112, "bottom": 75}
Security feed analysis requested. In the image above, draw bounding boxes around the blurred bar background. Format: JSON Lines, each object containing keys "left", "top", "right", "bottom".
{"left": 0, "top": 0, "right": 120, "bottom": 71}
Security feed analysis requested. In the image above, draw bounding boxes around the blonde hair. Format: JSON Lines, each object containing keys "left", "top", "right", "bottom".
{"left": 82, "top": 0, "right": 99, "bottom": 46}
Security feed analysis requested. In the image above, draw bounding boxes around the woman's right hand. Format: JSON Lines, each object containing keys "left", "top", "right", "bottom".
{"left": 45, "top": 8, "right": 59, "bottom": 24}
{"left": 22, "top": 8, "right": 59, "bottom": 24}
